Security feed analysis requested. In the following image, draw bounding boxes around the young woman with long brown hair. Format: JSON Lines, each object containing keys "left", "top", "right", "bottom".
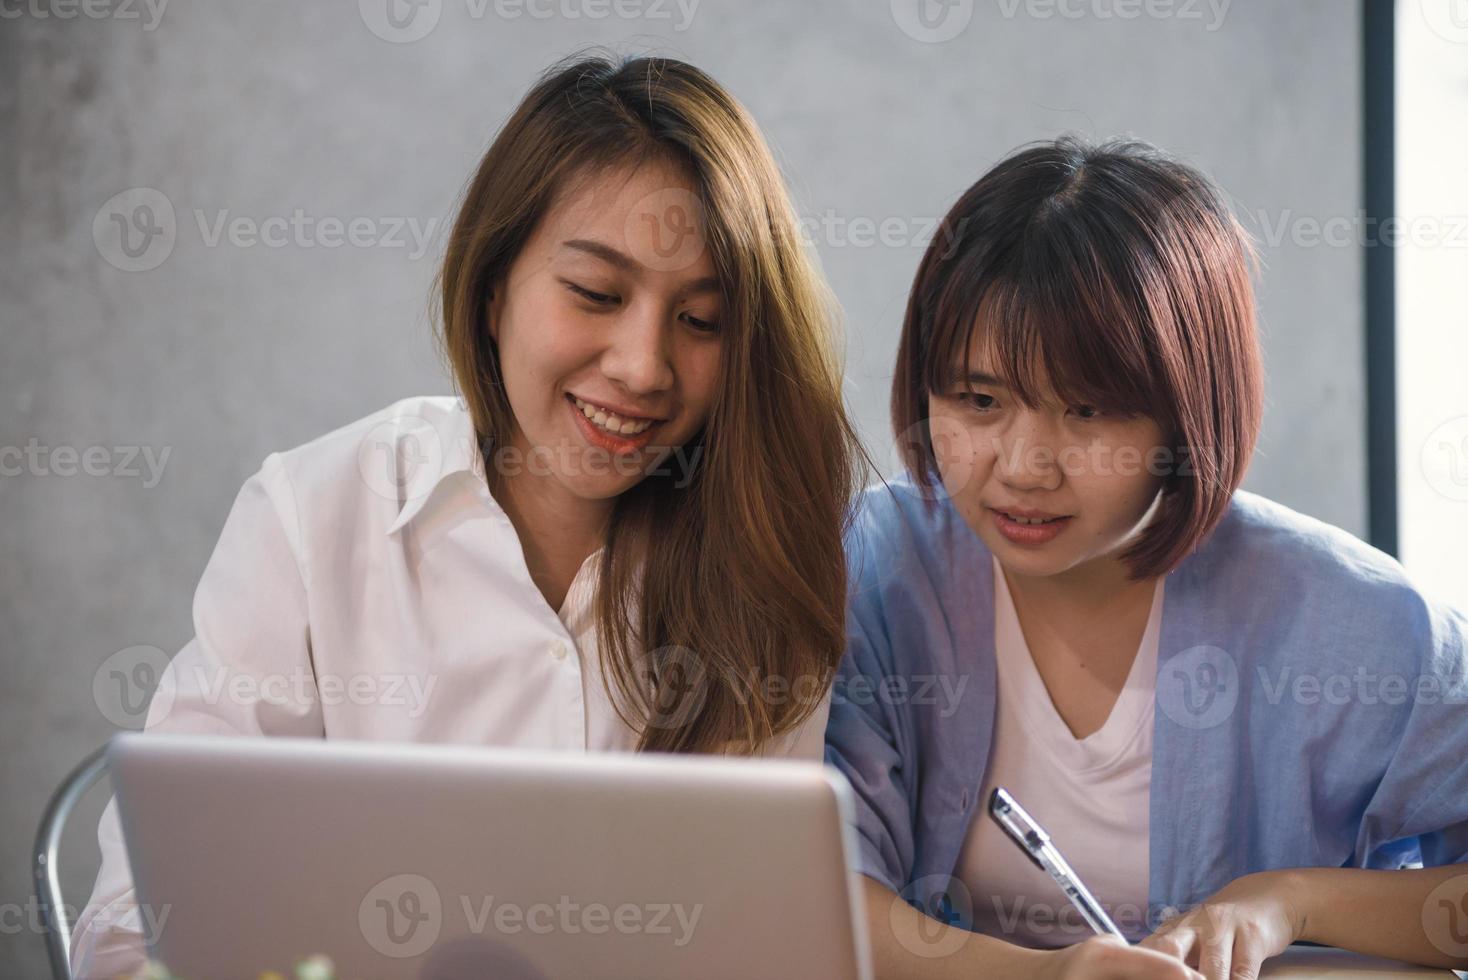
{"left": 71, "top": 53, "right": 862, "bottom": 976}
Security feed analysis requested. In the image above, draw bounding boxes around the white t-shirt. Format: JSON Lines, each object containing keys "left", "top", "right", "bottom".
{"left": 955, "top": 556, "right": 1162, "bottom": 948}
{"left": 69, "top": 395, "right": 830, "bottom": 979}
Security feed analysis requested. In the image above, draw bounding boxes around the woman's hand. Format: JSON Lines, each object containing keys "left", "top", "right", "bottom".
{"left": 1139, "top": 870, "right": 1305, "bottom": 980}
{"left": 1038, "top": 935, "right": 1206, "bottom": 980}
{"left": 860, "top": 875, "right": 1205, "bottom": 980}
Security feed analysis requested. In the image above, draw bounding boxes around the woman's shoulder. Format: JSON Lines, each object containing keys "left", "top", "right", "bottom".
{"left": 849, "top": 472, "right": 955, "bottom": 551}
{"left": 261, "top": 394, "right": 476, "bottom": 528}
{"left": 1204, "top": 490, "right": 1411, "bottom": 591}
{"left": 845, "top": 471, "right": 990, "bottom": 591}
{"left": 1197, "top": 490, "right": 1465, "bottom": 655}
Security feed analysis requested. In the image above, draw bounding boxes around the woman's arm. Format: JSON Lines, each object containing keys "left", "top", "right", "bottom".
{"left": 1292, "top": 865, "right": 1468, "bottom": 967}
{"left": 861, "top": 875, "right": 1203, "bottom": 980}
{"left": 1140, "top": 865, "right": 1468, "bottom": 977}
{"left": 70, "top": 453, "right": 322, "bottom": 978}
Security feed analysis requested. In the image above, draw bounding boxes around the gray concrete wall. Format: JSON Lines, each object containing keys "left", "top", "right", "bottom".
{"left": 0, "top": 1, "right": 1361, "bottom": 973}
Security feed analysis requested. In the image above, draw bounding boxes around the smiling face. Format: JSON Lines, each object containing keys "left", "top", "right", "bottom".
{"left": 926, "top": 340, "right": 1170, "bottom": 587}
{"left": 486, "top": 159, "right": 724, "bottom": 504}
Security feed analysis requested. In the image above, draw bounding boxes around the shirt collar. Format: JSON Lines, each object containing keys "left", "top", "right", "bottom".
{"left": 384, "top": 399, "right": 487, "bottom": 536}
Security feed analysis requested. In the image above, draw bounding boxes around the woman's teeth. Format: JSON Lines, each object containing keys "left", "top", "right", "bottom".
{"left": 573, "top": 396, "right": 655, "bottom": 436}
{"left": 1004, "top": 512, "right": 1063, "bottom": 525}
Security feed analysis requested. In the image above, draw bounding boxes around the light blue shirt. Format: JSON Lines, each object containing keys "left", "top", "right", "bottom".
{"left": 823, "top": 474, "right": 1468, "bottom": 933}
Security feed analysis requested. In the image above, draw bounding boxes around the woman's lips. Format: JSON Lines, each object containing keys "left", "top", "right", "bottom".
{"left": 990, "top": 507, "right": 1073, "bottom": 545}
{"left": 565, "top": 394, "right": 663, "bottom": 455}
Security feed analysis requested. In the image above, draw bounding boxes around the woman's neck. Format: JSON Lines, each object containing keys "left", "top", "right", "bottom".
{"left": 485, "top": 432, "right": 612, "bottom": 612}
{"left": 1001, "top": 552, "right": 1158, "bottom": 625}
{"left": 999, "top": 555, "right": 1162, "bottom": 740}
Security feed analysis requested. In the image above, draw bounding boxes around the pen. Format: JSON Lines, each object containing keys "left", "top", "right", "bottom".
{"left": 987, "top": 786, "right": 1127, "bottom": 941}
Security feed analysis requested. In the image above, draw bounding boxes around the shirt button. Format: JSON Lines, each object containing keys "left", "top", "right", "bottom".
{"left": 549, "top": 640, "right": 569, "bottom": 661}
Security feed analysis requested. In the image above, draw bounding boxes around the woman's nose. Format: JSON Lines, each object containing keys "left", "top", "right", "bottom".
{"left": 601, "top": 307, "right": 675, "bottom": 396}
{"left": 993, "top": 416, "right": 1064, "bottom": 492}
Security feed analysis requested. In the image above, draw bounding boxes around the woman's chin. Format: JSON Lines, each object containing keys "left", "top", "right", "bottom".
{"left": 542, "top": 470, "right": 643, "bottom": 502}
{"left": 978, "top": 529, "right": 1071, "bottom": 576}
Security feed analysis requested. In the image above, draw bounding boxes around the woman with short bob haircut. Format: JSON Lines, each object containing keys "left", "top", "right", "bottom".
{"left": 826, "top": 137, "right": 1468, "bottom": 980}
{"left": 73, "top": 53, "right": 862, "bottom": 977}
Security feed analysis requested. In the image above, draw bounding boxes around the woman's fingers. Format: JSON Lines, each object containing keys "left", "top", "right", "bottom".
{"left": 1198, "top": 930, "right": 1234, "bottom": 980}
{"left": 1069, "top": 935, "right": 1206, "bottom": 980}
{"left": 1143, "top": 915, "right": 1237, "bottom": 980}
{"left": 1141, "top": 924, "right": 1198, "bottom": 964}
{"left": 1143, "top": 908, "right": 1287, "bottom": 980}
{"left": 1228, "top": 925, "right": 1271, "bottom": 980}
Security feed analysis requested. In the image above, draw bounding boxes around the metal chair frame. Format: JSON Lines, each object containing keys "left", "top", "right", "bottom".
{"left": 33, "top": 745, "right": 111, "bottom": 980}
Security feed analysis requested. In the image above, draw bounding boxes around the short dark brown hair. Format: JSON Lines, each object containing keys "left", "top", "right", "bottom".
{"left": 891, "top": 136, "right": 1264, "bottom": 578}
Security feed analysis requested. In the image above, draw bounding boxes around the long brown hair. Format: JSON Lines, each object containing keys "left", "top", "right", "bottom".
{"left": 433, "top": 53, "right": 863, "bottom": 754}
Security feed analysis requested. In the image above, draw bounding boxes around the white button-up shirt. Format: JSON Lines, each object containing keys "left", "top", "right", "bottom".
{"left": 70, "top": 395, "right": 831, "bottom": 978}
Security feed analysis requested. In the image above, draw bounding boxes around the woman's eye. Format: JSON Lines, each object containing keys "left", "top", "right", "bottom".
{"left": 961, "top": 392, "right": 997, "bottom": 411}
{"left": 1070, "top": 404, "right": 1100, "bottom": 420}
{"left": 565, "top": 281, "right": 618, "bottom": 305}
{"left": 681, "top": 312, "right": 720, "bottom": 334}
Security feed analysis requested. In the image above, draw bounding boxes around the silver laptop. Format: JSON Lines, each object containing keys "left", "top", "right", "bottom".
{"left": 108, "top": 732, "right": 874, "bottom": 980}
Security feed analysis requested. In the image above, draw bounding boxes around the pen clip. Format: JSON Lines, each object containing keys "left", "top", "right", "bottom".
{"left": 987, "top": 787, "right": 1048, "bottom": 872}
